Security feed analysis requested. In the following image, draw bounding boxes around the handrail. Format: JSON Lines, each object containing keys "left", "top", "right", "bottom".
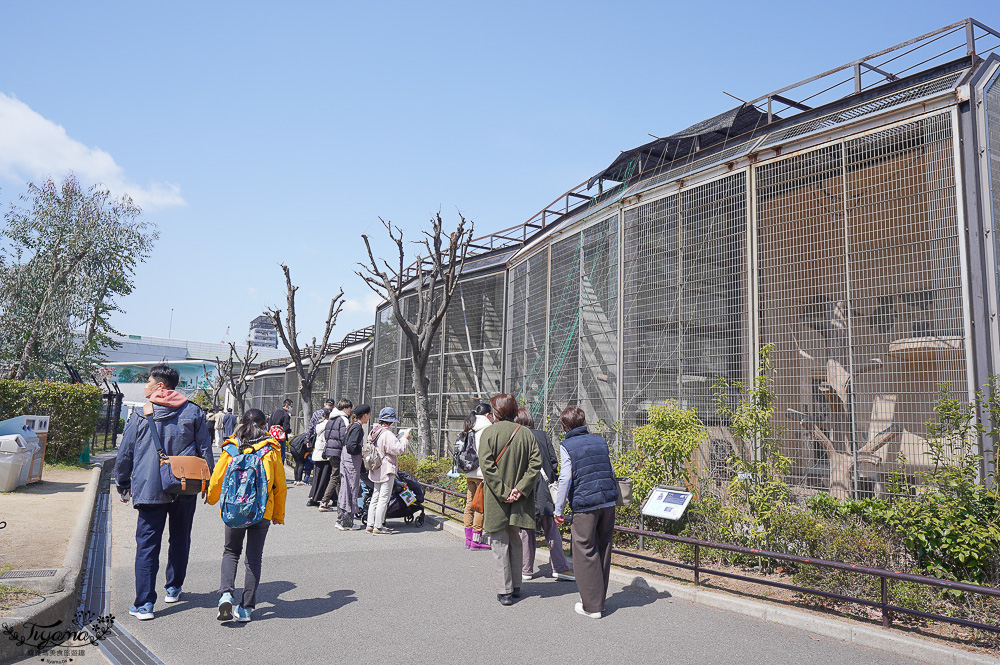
{"left": 416, "top": 480, "right": 1000, "bottom": 635}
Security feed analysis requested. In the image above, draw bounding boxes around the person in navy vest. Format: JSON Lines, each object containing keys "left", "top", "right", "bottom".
{"left": 553, "top": 406, "right": 618, "bottom": 619}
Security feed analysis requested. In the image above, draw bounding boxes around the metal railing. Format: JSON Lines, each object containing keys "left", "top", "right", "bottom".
{"left": 416, "top": 480, "right": 1000, "bottom": 635}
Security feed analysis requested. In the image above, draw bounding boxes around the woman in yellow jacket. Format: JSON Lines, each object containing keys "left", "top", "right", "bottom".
{"left": 206, "top": 408, "right": 287, "bottom": 623}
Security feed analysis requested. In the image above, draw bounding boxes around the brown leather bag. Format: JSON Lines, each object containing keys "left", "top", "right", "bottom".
{"left": 145, "top": 403, "right": 212, "bottom": 497}
{"left": 468, "top": 425, "right": 520, "bottom": 514}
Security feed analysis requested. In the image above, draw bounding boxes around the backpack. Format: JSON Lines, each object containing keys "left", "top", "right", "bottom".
{"left": 219, "top": 441, "right": 271, "bottom": 528}
{"left": 288, "top": 432, "right": 310, "bottom": 458}
{"left": 362, "top": 426, "right": 385, "bottom": 471}
{"left": 453, "top": 430, "right": 479, "bottom": 473}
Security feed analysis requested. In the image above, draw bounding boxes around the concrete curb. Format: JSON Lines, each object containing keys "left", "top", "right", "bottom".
{"left": 424, "top": 514, "right": 999, "bottom": 665}
{"left": 1, "top": 462, "right": 105, "bottom": 665}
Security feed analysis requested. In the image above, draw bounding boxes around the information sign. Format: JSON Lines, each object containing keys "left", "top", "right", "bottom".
{"left": 640, "top": 486, "right": 693, "bottom": 521}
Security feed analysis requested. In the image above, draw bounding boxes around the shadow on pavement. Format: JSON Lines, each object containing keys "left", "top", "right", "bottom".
{"left": 253, "top": 586, "right": 357, "bottom": 621}
{"left": 603, "top": 582, "right": 670, "bottom": 616}
{"left": 149, "top": 582, "right": 357, "bottom": 622}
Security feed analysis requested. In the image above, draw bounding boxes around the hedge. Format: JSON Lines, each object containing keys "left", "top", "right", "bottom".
{"left": 0, "top": 379, "right": 102, "bottom": 462}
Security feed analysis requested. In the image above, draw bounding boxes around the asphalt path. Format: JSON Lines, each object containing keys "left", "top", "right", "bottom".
{"left": 106, "top": 480, "right": 929, "bottom": 665}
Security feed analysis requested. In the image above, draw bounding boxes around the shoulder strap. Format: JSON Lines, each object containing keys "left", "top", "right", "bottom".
{"left": 223, "top": 443, "right": 239, "bottom": 457}
{"left": 496, "top": 424, "right": 520, "bottom": 462}
{"left": 143, "top": 402, "right": 166, "bottom": 457}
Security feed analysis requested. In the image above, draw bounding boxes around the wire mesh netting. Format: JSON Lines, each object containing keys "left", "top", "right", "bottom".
{"left": 331, "top": 352, "right": 365, "bottom": 405}
{"left": 372, "top": 271, "right": 506, "bottom": 455}
{"left": 986, "top": 70, "right": 1000, "bottom": 346}
{"left": 621, "top": 172, "right": 748, "bottom": 474}
{"left": 756, "top": 112, "right": 969, "bottom": 498}
{"left": 506, "top": 214, "right": 619, "bottom": 445}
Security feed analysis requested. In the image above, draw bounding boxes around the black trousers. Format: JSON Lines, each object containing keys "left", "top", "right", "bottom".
{"left": 309, "top": 460, "right": 331, "bottom": 502}
{"left": 220, "top": 520, "right": 270, "bottom": 609}
{"left": 290, "top": 446, "right": 308, "bottom": 482}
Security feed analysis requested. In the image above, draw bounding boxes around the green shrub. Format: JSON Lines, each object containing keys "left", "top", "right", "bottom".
{"left": 0, "top": 379, "right": 102, "bottom": 462}
{"left": 414, "top": 455, "right": 454, "bottom": 483}
{"left": 397, "top": 452, "right": 418, "bottom": 476}
{"left": 612, "top": 401, "right": 706, "bottom": 529}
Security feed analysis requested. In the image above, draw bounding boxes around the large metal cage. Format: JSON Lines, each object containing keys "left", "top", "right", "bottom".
{"left": 249, "top": 20, "right": 1000, "bottom": 497}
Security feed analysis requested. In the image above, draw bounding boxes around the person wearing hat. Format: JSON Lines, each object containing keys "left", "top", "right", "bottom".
{"left": 335, "top": 404, "right": 370, "bottom": 530}
{"left": 365, "top": 407, "right": 410, "bottom": 535}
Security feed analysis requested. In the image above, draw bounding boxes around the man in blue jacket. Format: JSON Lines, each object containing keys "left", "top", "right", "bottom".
{"left": 115, "top": 364, "right": 214, "bottom": 621}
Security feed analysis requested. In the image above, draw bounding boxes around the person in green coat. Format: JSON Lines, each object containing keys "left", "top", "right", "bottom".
{"left": 479, "top": 393, "right": 542, "bottom": 606}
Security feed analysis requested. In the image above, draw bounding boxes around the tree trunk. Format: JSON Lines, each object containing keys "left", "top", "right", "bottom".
{"left": 410, "top": 351, "right": 434, "bottom": 459}
{"left": 297, "top": 389, "right": 313, "bottom": 436}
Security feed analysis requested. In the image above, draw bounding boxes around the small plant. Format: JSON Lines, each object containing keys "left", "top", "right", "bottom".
{"left": 612, "top": 403, "right": 705, "bottom": 528}
{"left": 878, "top": 384, "right": 1000, "bottom": 584}
{"left": 712, "top": 344, "right": 791, "bottom": 550}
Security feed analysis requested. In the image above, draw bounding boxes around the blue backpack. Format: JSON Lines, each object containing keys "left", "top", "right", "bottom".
{"left": 220, "top": 441, "right": 271, "bottom": 528}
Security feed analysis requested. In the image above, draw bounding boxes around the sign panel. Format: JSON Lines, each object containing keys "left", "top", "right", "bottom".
{"left": 640, "top": 486, "right": 693, "bottom": 521}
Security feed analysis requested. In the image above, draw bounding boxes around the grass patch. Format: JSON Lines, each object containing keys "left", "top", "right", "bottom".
{"left": 0, "top": 566, "right": 39, "bottom": 615}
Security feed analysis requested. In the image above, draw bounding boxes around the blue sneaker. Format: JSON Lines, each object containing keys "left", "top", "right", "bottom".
{"left": 128, "top": 603, "right": 154, "bottom": 620}
{"left": 235, "top": 605, "right": 251, "bottom": 623}
{"left": 164, "top": 586, "right": 182, "bottom": 603}
{"left": 217, "top": 593, "right": 234, "bottom": 621}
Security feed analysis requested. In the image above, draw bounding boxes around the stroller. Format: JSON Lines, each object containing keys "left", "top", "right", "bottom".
{"left": 359, "top": 469, "right": 425, "bottom": 527}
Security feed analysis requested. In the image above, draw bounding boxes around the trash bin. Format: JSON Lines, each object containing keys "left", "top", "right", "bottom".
{"left": 16, "top": 429, "right": 40, "bottom": 487}
{"left": 0, "top": 415, "right": 48, "bottom": 483}
{"left": 0, "top": 434, "right": 29, "bottom": 492}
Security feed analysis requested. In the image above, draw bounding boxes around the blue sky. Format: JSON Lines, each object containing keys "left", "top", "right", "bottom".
{"left": 0, "top": 1, "right": 997, "bottom": 346}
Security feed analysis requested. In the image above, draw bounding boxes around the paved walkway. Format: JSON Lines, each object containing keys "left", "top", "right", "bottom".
{"left": 94, "top": 484, "right": 929, "bottom": 665}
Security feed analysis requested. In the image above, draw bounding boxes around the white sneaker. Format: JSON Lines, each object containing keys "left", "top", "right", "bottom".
{"left": 554, "top": 570, "right": 576, "bottom": 581}
{"left": 575, "top": 602, "right": 602, "bottom": 619}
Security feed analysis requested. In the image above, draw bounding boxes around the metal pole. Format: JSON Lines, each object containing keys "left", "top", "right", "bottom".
{"left": 639, "top": 514, "right": 645, "bottom": 550}
{"left": 694, "top": 544, "right": 701, "bottom": 586}
{"left": 881, "top": 575, "right": 891, "bottom": 629}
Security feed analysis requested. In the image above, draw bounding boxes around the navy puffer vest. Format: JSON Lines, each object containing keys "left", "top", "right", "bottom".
{"left": 563, "top": 427, "right": 617, "bottom": 512}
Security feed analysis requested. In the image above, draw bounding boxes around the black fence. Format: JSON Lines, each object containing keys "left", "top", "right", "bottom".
{"left": 416, "top": 481, "right": 1000, "bottom": 636}
{"left": 91, "top": 380, "right": 123, "bottom": 452}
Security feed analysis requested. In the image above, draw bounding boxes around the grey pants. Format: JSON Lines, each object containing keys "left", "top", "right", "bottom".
{"left": 489, "top": 525, "right": 523, "bottom": 594}
{"left": 220, "top": 520, "right": 270, "bottom": 609}
{"left": 520, "top": 515, "right": 570, "bottom": 575}
{"left": 570, "top": 506, "right": 615, "bottom": 613}
{"left": 338, "top": 455, "right": 362, "bottom": 525}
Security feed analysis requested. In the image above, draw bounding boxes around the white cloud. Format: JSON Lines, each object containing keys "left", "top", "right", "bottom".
{"left": 0, "top": 93, "right": 185, "bottom": 210}
{"left": 342, "top": 292, "right": 383, "bottom": 315}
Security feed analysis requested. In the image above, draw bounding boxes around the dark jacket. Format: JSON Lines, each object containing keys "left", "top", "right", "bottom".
{"left": 268, "top": 408, "right": 292, "bottom": 438}
{"left": 530, "top": 429, "right": 557, "bottom": 516}
{"left": 323, "top": 410, "right": 348, "bottom": 458}
{"left": 115, "top": 401, "right": 214, "bottom": 506}
{"left": 562, "top": 426, "right": 617, "bottom": 513}
{"left": 222, "top": 413, "right": 237, "bottom": 437}
{"left": 344, "top": 422, "right": 364, "bottom": 457}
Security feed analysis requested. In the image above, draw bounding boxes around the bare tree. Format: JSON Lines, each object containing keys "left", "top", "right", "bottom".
{"left": 267, "top": 264, "right": 344, "bottom": 432}
{"left": 357, "top": 212, "right": 473, "bottom": 459}
{"left": 216, "top": 342, "right": 258, "bottom": 415}
{"left": 208, "top": 361, "right": 227, "bottom": 410}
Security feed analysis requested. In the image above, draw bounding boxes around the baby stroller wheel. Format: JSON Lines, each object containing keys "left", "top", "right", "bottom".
{"left": 404, "top": 515, "right": 413, "bottom": 525}
{"left": 415, "top": 510, "right": 425, "bottom": 527}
